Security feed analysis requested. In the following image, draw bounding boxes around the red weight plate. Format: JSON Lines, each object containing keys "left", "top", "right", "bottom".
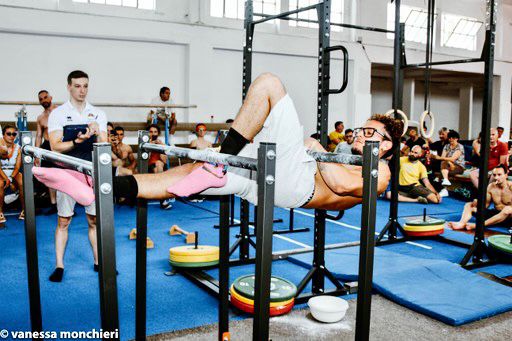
{"left": 405, "top": 228, "right": 444, "bottom": 237}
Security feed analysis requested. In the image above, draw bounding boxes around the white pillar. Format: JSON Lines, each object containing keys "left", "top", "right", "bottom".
{"left": 459, "top": 85, "right": 474, "bottom": 139}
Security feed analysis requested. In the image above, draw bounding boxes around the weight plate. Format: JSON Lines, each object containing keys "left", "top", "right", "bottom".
{"left": 230, "top": 293, "right": 294, "bottom": 316}
{"left": 169, "top": 245, "right": 219, "bottom": 257}
{"left": 404, "top": 229, "right": 444, "bottom": 237}
{"left": 229, "top": 285, "right": 294, "bottom": 307}
{"left": 406, "top": 217, "right": 446, "bottom": 226}
{"left": 169, "top": 259, "right": 219, "bottom": 268}
{"left": 488, "top": 235, "right": 512, "bottom": 255}
{"left": 170, "top": 253, "right": 219, "bottom": 263}
{"left": 403, "top": 223, "right": 445, "bottom": 232}
{"left": 233, "top": 274, "right": 297, "bottom": 302}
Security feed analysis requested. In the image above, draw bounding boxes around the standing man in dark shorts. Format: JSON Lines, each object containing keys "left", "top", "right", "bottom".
{"left": 36, "top": 90, "right": 58, "bottom": 214}
{"left": 35, "top": 70, "right": 108, "bottom": 282}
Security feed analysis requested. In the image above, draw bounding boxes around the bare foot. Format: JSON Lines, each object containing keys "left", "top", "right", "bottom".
{"left": 448, "top": 221, "right": 466, "bottom": 230}
{"left": 465, "top": 223, "right": 476, "bottom": 231}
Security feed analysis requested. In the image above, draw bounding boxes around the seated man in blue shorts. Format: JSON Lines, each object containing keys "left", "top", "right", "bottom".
{"left": 35, "top": 73, "right": 403, "bottom": 211}
{"left": 448, "top": 164, "right": 512, "bottom": 230}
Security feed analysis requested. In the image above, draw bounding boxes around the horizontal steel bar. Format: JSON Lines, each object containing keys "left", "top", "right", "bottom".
{"left": 252, "top": 14, "right": 392, "bottom": 33}
{"left": 251, "top": 4, "right": 320, "bottom": 25}
{"left": 140, "top": 143, "right": 258, "bottom": 170}
{"left": 0, "top": 101, "right": 196, "bottom": 109}
{"left": 272, "top": 240, "right": 361, "bottom": 260}
{"left": 307, "top": 150, "right": 363, "bottom": 165}
{"left": 22, "top": 145, "right": 93, "bottom": 175}
{"left": 404, "top": 58, "right": 482, "bottom": 68}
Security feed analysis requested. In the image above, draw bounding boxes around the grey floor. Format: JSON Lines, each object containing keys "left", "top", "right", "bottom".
{"left": 148, "top": 295, "right": 512, "bottom": 341}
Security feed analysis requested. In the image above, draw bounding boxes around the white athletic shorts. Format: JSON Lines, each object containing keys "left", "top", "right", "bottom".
{"left": 57, "top": 191, "right": 96, "bottom": 217}
{"left": 202, "top": 94, "right": 317, "bottom": 208}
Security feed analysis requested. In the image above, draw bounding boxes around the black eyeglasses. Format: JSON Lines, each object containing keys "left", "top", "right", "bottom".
{"left": 353, "top": 127, "right": 390, "bottom": 141}
{"left": 5, "top": 132, "right": 17, "bottom": 137}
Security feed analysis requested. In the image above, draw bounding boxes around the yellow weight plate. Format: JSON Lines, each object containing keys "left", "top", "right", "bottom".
{"left": 170, "top": 253, "right": 219, "bottom": 263}
{"left": 230, "top": 285, "right": 293, "bottom": 307}
{"left": 403, "top": 223, "right": 445, "bottom": 232}
{"left": 169, "top": 245, "right": 219, "bottom": 257}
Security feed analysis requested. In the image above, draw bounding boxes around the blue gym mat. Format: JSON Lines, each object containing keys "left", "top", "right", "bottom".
{"left": 289, "top": 246, "right": 512, "bottom": 325}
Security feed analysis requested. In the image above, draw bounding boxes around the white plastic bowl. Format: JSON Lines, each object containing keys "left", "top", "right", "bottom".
{"left": 307, "top": 295, "right": 349, "bottom": 323}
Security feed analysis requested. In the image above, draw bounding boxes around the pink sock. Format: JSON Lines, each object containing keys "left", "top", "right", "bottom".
{"left": 62, "top": 169, "right": 93, "bottom": 187}
{"left": 33, "top": 167, "right": 95, "bottom": 206}
{"left": 167, "top": 163, "right": 227, "bottom": 197}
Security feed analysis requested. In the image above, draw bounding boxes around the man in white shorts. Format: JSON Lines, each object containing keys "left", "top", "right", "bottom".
{"left": 44, "top": 70, "right": 108, "bottom": 282}
{"left": 37, "top": 73, "right": 403, "bottom": 214}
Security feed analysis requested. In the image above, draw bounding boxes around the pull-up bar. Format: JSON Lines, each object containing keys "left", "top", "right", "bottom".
{"left": 22, "top": 145, "right": 93, "bottom": 175}
{"left": 404, "top": 57, "right": 483, "bottom": 69}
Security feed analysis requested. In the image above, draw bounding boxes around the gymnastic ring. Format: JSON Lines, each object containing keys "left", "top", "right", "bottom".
{"left": 419, "top": 110, "right": 435, "bottom": 139}
{"left": 384, "top": 109, "right": 408, "bottom": 137}
{"left": 229, "top": 285, "right": 294, "bottom": 307}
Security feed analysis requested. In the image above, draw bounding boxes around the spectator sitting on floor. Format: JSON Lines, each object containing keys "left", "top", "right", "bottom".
{"left": 147, "top": 124, "right": 172, "bottom": 210}
{"left": 327, "top": 121, "right": 344, "bottom": 152}
{"left": 469, "top": 128, "right": 508, "bottom": 188}
{"left": 428, "top": 127, "right": 449, "bottom": 173}
{"left": 385, "top": 145, "right": 441, "bottom": 204}
{"left": 334, "top": 129, "right": 354, "bottom": 154}
{"left": 448, "top": 164, "right": 512, "bottom": 230}
{"left": 112, "top": 126, "right": 136, "bottom": 174}
{"left": 430, "top": 130, "right": 465, "bottom": 196}
{"left": 190, "top": 123, "right": 212, "bottom": 150}
{"left": 497, "top": 126, "right": 507, "bottom": 142}
{"left": 401, "top": 127, "right": 426, "bottom": 155}
{"left": 0, "top": 125, "right": 24, "bottom": 222}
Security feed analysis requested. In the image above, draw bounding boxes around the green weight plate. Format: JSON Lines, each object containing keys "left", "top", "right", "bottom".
{"left": 406, "top": 217, "right": 446, "bottom": 226}
{"left": 488, "top": 235, "right": 512, "bottom": 255}
{"left": 169, "top": 259, "right": 219, "bottom": 268}
{"left": 233, "top": 274, "right": 297, "bottom": 302}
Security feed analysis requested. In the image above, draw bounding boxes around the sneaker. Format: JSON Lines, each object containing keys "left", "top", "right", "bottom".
{"left": 189, "top": 198, "right": 204, "bottom": 203}
{"left": 160, "top": 199, "right": 173, "bottom": 210}
{"left": 417, "top": 196, "right": 428, "bottom": 204}
{"left": 4, "top": 192, "right": 19, "bottom": 205}
{"left": 439, "top": 189, "right": 449, "bottom": 197}
{"left": 441, "top": 179, "right": 451, "bottom": 186}
{"left": 433, "top": 177, "right": 440, "bottom": 182}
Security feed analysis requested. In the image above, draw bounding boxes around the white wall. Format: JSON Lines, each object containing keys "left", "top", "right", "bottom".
{"left": 0, "top": 0, "right": 510, "bottom": 144}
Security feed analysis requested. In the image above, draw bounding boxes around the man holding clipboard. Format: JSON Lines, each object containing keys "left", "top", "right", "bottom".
{"left": 42, "top": 70, "right": 108, "bottom": 282}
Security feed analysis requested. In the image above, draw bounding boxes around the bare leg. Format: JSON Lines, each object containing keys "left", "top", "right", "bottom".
{"left": 231, "top": 73, "right": 287, "bottom": 141}
{"left": 385, "top": 191, "right": 423, "bottom": 203}
{"left": 55, "top": 216, "right": 71, "bottom": 268}
{"left": 134, "top": 163, "right": 200, "bottom": 199}
{"left": 440, "top": 161, "right": 450, "bottom": 181}
{"left": 469, "top": 169, "right": 479, "bottom": 188}
{"left": 448, "top": 202, "right": 475, "bottom": 230}
{"left": 484, "top": 207, "right": 512, "bottom": 226}
{"left": 14, "top": 173, "right": 24, "bottom": 211}
{"left": 86, "top": 214, "right": 98, "bottom": 265}
{"left": 426, "top": 193, "right": 440, "bottom": 204}
{"left": 50, "top": 188, "right": 56, "bottom": 205}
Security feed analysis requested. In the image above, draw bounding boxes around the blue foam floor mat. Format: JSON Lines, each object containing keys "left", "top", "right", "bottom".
{"left": 289, "top": 246, "right": 512, "bottom": 326}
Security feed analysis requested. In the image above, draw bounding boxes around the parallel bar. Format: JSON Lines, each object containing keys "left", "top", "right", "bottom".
{"left": 20, "top": 132, "right": 43, "bottom": 333}
{"left": 251, "top": 3, "right": 319, "bottom": 25}
{"left": 253, "top": 14, "right": 393, "bottom": 33}
{"left": 218, "top": 195, "right": 230, "bottom": 341}
{"left": 141, "top": 143, "right": 258, "bottom": 170}
{"left": 0, "top": 101, "right": 196, "bottom": 108}
{"left": 23, "top": 145, "right": 93, "bottom": 174}
{"left": 135, "top": 131, "right": 149, "bottom": 341}
{"left": 404, "top": 58, "right": 482, "bottom": 68}
{"left": 307, "top": 150, "right": 362, "bottom": 165}
{"left": 92, "top": 143, "right": 120, "bottom": 339}
{"left": 252, "top": 143, "right": 276, "bottom": 341}
{"left": 355, "top": 141, "right": 379, "bottom": 341}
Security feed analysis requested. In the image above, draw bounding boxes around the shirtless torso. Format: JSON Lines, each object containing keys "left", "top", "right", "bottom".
{"left": 190, "top": 137, "right": 213, "bottom": 150}
{"left": 488, "top": 180, "right": 512, "bottom": 210}
{"left": 36, "top": 105, "right": 57, "bottom": 146}
{"left": 113, "top": 142, "right": 135, "bottom": 169}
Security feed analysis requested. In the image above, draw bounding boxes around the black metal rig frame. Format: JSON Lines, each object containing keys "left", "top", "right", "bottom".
{"left": 377, "top": 0, "right": 499, "bottom": 270}
{"left": 134, "top": 133, "right": 277, "bottom": 341}
{"left": 20, "top": 132, "right": 119, "bottom": 340}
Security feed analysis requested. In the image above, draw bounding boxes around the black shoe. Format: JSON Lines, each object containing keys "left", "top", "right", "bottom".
{"left": 49, "top": 267, "right": 64, "bottom": 282}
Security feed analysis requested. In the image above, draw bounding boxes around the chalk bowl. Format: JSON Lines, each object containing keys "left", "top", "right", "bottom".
{"left": 308, "top": 296, "right": 349, "bottom": 323}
